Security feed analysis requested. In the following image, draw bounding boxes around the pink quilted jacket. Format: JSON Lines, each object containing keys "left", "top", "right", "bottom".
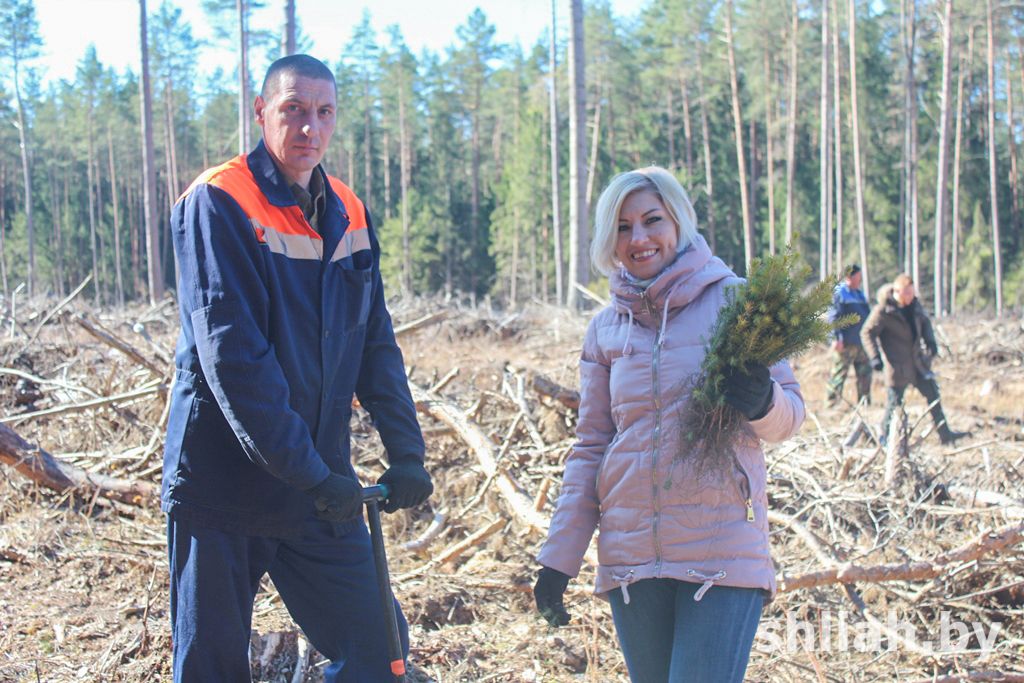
{"left": 537, "top": 234, "right": 805, "bottom": 599}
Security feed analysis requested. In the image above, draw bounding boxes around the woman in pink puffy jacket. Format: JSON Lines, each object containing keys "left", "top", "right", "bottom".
{"left": 533, "top": 167, "right": 805, "bottom": 682}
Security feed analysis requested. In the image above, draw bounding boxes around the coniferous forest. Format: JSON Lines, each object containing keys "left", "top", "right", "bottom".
{"left": 0, "top": 0, "right": 1022, "bottom": 315}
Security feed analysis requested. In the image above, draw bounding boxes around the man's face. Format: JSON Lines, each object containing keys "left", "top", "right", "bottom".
{"left": 847, "top": 271, "right": 862, "bottom": 289}
{"left": 254, "top": 72, "right": 336, "bottom": 188}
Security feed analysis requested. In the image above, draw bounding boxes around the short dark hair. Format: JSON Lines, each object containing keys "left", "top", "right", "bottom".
{"left": 260, "top": 54, "right": 336, "bottom": 100}
{"left": 844, "top": 264, "right": 861, "bottom": 278}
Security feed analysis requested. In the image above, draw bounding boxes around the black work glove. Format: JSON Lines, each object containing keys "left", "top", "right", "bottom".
{"left": 871, "top": 356, "right": 884, "bottom": 372}
{"left": 533, "top": 566, "right": 571, "bottom": 627}
{"left": 307, "top": 473, "right": 363, "bottom": 523}
{"left": 925, "top": 340, "right": 938, "bottom": 357}
{"left": 378, "top": 457, "right": 433, "bottom": 513}
{"left": 722, "top": 362, "right": 774, "bottom": 420}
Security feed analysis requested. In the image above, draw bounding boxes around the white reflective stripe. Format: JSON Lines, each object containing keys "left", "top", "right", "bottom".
{"left": 253, "top": 219, "right": 323, "bottom": 260}
{"left": 329, "top": 227, "right": 371, "bottom": 263}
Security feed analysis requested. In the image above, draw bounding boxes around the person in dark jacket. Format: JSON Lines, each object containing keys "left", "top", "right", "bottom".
{"left": 163, "top": 55, "right": 432, "bottom": 682}
{"left": 826, "top": 264, "right": 873, "bottom": 406}
{"left": 861, "top": 273, "right": 968, "bottom": 445}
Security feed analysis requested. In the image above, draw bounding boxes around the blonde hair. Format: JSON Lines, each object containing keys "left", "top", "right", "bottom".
{"left": 590, "top": 167, "right": 700, "bottom": 276}
{"left": 893, "top": 273, "right": 913, "bottom": 289}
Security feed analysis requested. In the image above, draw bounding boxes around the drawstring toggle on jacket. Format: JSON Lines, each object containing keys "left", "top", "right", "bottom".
{"left": 687, "top": 569, "right": 727, "bottom": 602}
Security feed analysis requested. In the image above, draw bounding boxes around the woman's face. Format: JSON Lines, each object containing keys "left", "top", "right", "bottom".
{"left": 614, "top": 190, "right": 679, "bottom": 281}
{"left": 896, "top": 282, "right": 916, "bottom": 306}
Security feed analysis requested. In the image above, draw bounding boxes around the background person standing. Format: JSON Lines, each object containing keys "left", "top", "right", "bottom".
{"left": 861, "top": 273, "right": 968, "bottom": 445}
{"left": 825, "top": 264, "right": 873, "bottom": 407}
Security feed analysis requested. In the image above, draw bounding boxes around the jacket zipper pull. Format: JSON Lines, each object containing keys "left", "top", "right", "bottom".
{"left": 745, "top": 498, "right": 755, "bottom": 522}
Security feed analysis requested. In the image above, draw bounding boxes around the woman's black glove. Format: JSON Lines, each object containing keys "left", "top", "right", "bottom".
{"left": 870, "top": 356, "right": 884, "bottom": 372}
{"left": 533, "top": 566, "right": 571, "bottom": 627}
{"left": 722, "top": 362, "right": 774, "bottom": 420}
{"left": 307, "top": 473, "right": 363, "bottom": 523}
{"left": 378, "top": 457, "right": 433, "bottom": 513}
{"left": 925, "top": 340, "right": 938, "bottom": 357}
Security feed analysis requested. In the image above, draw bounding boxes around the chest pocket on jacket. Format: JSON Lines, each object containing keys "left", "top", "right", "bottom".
{"left": 337, "top": 266, "right": 372, "bottom": 330}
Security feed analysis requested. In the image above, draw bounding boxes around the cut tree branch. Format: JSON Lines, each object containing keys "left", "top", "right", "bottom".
{"left": 0, "top": 422, "right": 157, "bottom": 507}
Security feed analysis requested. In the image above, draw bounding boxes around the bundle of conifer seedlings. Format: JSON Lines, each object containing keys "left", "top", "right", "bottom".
{"left": 676, "top": 250, "right": 855, "bottom": 475}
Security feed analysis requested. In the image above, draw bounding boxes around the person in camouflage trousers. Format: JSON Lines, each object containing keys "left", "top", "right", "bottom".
{"left": 826, "top": 264, "right": 873, "bottom": 406}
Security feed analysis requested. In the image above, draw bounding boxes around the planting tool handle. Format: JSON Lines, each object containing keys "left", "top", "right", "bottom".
{"left": 362, "top": 483, "right": 391, "bottom": 503}
{"left": 363, "top": 486, "right": 405, "bottom": 682}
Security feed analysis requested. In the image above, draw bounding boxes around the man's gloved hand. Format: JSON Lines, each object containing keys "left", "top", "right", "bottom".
{"left": 871, "top": 356, "right": 884, "bottom": 372}
{"left": 925, "top": 340, "right": 938, "bottom": 357}
{"left": 378, "top": 457, "right": 433, "bottom": 513}
{"left": 533, "top": 566, "right": 571, "bottom": 627}
{"left": 307, "top": 473, "right": 363, "bottom": 523}
{"left": 722, "top": 362, "right": 774, "bottom": 420}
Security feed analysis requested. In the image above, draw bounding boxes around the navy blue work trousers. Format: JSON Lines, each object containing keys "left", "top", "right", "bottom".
{"left": 608, "top": 578, "right": 764, "bottom": 683}
{"left": 167, "top": 513, "right": 409, "bottom": 682}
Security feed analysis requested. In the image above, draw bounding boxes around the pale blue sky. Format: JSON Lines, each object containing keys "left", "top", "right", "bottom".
{"left": 32, "top": 0, "right": 649, "bottom": 85}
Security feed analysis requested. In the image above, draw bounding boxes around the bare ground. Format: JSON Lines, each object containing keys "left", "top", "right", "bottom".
{"left": 0, "top": 296, "right": 1022, "bottom": 682}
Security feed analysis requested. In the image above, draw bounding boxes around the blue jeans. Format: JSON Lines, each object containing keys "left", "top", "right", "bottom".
{"left": 608, "top": 578, "right": 764, "bottom": 683}
{"left": 167, "top": 514, "right": 409, "bottom": 682}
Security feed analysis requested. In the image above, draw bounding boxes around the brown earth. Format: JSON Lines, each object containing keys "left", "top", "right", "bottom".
{"left": 0, "top": 297, "right": 1022, "bottom": 682}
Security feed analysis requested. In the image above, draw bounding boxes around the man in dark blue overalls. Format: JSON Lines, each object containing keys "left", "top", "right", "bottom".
{"left": 163, "top": 54, "right": 432, "bottom": 681}
{"left": 826, "top": 264, "right": 873, "bottom": 406}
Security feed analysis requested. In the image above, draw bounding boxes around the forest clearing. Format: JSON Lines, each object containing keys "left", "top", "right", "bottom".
{"left": 0, "top": 294, "right": 1021, "bottom": 682}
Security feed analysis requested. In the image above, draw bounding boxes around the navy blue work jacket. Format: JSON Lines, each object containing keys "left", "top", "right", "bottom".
{"left": 828, "top": 282, "right": 871, "bottom": 347}
{"left": 162, "top": 140, "right": 424, "bottom": 537}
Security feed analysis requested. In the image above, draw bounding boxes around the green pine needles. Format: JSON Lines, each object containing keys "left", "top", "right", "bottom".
{"left": 674, "top": 250, "right": 856, "bottom": 477}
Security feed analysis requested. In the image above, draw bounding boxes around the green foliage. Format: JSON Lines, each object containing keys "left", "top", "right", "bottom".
{"left": 676, "top": 250, "right": 853, "bottom": 474}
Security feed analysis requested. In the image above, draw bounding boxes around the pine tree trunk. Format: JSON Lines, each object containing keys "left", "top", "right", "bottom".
{"left": 13, "top": 69, "right": 34, "bottom": 296}
{"left": 87, "top": 121, "right": 100, "bottom": 306}
{"left": 398, "top": 83, "right": 411, "bottom": 296}
{"left": 903, "top": 0, "right": 919, "bottom": 283}
{"left": 832, "top": 0, "right": 844, "bottom": 275}
{"left": 725, "top": 0, "right": 754, "bottom": 272}
{"left": 697, "top": 47, "right": 717, "bottom": 252}
{"left": 1007, "top": 71, "right": 1020, "bottom": 244}
{"left": 764, "top": 46, "right": 776, "bottom": 255}
{"left": 383, "top": 125, "right": 392, "bottom": 221}
{"left": 586, "top": 82, "right": 602, "bottom": 209}
{"left": 107, "top": 126, "right": 125, "bottom": 307}
{"left": 237, "top": 0, "right": 249, "bottom": 154}
{"left": 848, "top": 0, "right": 869, "bottom": 295}
{"left": 950, "top": 29, "right": 972, "bottom": 315}
{"left": 985, "top": 0, "right": 1003, "bottom": 314}
{"left": 681, "top": 79, "right": 694, "bottom": 178}
{"left": 567, "top": 0, "right": 588, "bottom": 308}
{"left": 785, "top": 0, "right": 799, "bottom": 247}
{"left": 819, "top": 0, "right": 830, "bottom": 279}
{"left": 666, "top": 88, "right": 676, "bottom": 170}
{"left": 0, "top": 162, "right": 8, "bottom": 299}
{"left": 932, "top": 0, "right": 954, "bottom": 316}
{"left": 548, "top": 0, "right": 563, "bottom": 306}
{"left": 139, "top": 0, "right": 164, "bottom": 304}
{"left": 283, "top": 0, "right": 296, "bottom": 56}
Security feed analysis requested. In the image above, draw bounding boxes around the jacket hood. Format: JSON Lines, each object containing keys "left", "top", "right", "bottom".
{"left": 876, "top": 283, "right": 895, "bottom": 306}
{"left": 609, "top": 232, "right": 736, "bottom": 328}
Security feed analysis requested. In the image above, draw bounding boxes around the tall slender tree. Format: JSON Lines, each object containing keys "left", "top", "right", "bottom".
{"left": 548, "top": 0, "right": 564, "bottom": 305}
{"left": 985, "top": 0, "right": 1003, "bottom": 314}
{"left": 847, "top": 0, "right": 869, "bottom": 295}
{"left": 932, "top": 0, "right": 954, "bottom": 316}
{"left": 0, "top": 0, "right": 41, "bottom": 295}
{"left": 725, "top": 0, "right": 753, "bottom": 272}
{"left": 567, "top": 0, "right": 589, "bottom": 307}
{"left": 139, "top": 0, "right": 164, "bottom": 304}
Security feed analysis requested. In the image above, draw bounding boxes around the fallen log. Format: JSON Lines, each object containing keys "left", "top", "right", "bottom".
{"left": 529, "top": 373, "right": 580, "bottom": 411}
{"left": 906, "top": 673, "right": 1024, "bottom": 683}
{"left": 75, "top": 313, "right": 167, "bottom": 377}
{"left": 0, "top": 422, "right": 157, "bottom": 507}
{"left": 410, "top": 382, "right": 550, "bottom": 534}
{"left": 777, "top": 520, "right": 1024, "bottom": 593}
{"left": 394, "top": 310, "right": 448, "bottom": 337}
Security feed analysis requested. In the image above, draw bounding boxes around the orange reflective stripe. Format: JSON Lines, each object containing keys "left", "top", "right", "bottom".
{"left": 179, "top": 155, "right": 321, "bottom": 246}
{"left": 326, "top": 176, "right": 371, "bottom": 263}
